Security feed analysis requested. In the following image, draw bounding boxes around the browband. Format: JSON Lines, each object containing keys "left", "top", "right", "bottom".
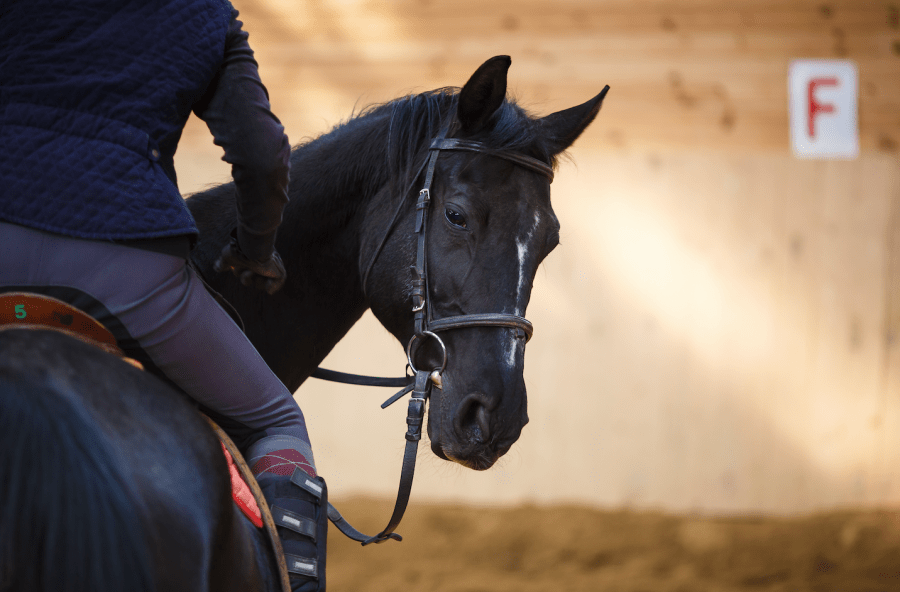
{"left": 429, "top": 138, "right": 555, "bottom": 182}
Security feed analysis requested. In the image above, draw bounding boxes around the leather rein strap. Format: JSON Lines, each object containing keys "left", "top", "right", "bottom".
{"left": 313, "top": 131, "right": 552, "bottom": 546}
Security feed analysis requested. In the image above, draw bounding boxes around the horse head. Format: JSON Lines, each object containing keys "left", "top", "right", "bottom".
{"left": 364, "top": 56, "right": 608, "bottom": 470}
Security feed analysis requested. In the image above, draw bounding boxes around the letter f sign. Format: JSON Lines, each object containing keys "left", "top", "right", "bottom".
{"left": 807, "top": 77, "right": 838, "bottom": 138}
{"left": 789, "top": 60, "right": 858, "bottom": 159}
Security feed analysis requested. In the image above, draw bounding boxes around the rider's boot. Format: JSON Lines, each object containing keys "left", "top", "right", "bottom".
{"left": 247, "top": 437, "right": 328, "bottom": 592}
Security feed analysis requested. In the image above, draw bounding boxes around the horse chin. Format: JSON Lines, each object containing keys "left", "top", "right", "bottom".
{"left": 434, "top": 442, "right": 499, "bottom": 471}
{"left": 430, "top": 440, "right": 450, "bottom": 461}
{"left": 427, "top": 408, "right": 501, "bottom": 470}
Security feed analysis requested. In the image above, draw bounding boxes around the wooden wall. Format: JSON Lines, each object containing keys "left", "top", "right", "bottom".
{"left": 175, "top": 0, "right": 900, "bottom": 513}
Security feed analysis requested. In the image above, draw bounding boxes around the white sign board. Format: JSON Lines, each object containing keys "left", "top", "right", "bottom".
{"left": 789, "top": 59, "right": 858, "bottom": 159}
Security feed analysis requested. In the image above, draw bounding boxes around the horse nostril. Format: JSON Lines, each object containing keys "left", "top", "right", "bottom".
{"left": 476, "top": 406, "right": 491, "bottom": 442}
{"left": 454, "top": 393, "right": 495, "bottom": 443}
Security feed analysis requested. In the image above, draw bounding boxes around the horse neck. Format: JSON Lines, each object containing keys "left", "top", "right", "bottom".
{"left": 239, "top": 112, "right": 398, "bottom": 390}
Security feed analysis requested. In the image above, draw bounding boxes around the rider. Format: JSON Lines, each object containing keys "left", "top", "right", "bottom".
{"left": 0, "top": 1, "right": 326, "bottom": 589}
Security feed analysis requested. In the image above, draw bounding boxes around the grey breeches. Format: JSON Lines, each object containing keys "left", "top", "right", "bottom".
{"left": 0, "top": 221, "right": 314, "bottom": 465}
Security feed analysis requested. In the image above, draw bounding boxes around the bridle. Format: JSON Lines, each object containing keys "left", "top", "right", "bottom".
{"left": 370, "top": 133, "right": 550, "bottom": 367}
{"left": 313, "top": 126, "right": 554, "bottom": 545}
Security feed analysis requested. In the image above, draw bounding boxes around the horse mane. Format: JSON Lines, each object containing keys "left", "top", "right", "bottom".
{"left": 296, "top": 86, "right": 559, "bottom": 197}
{"left": 188, "top": 84, "right": 556, "bottom": 247}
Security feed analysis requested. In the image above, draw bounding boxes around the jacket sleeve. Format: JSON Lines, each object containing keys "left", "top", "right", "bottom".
{"left": 193, "top": 12, "right": 290, "bottom": 262}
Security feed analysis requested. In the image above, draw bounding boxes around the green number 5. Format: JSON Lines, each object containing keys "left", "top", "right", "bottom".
{"left": 14, "top": 304, "right": 26, "bottom": 319}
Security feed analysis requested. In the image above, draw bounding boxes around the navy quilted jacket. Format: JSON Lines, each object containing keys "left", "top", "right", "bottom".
{"left": 0, "top": 0, "right": 290, "bottom": 255}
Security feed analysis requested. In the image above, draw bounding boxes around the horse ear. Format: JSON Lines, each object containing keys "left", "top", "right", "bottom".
{"left": 540, "top": 85, "right": 610, "bottom": 155}
{"left": 457, "top": 55, "right": 511, "bottom": 135}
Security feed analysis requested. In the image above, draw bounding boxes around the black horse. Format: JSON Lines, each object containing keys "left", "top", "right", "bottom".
{"left": 0, "top": 56, "right": 605, "bottom": 590}
{"left": 189, "top": 55, "right": 606, "bottom": 469}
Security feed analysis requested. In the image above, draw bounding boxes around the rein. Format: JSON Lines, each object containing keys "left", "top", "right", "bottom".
{"left": 313, "top": 129, "right": 551, "bottom": 545}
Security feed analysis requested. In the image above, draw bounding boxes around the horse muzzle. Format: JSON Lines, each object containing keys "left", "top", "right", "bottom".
{"left": 428, "top": 387, "right": 527, "bottom": 471}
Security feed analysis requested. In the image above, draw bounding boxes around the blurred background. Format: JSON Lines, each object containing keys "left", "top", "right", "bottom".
{"left": 174, "top": 1, "right": 900, "bottom": 589}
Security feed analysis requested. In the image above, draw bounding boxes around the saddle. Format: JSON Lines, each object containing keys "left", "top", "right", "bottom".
{"left": 0, "top": 292, "right": 280, "bottom": 534}
{"left": 0, "top": 292, "right": 144, "bottom": 370}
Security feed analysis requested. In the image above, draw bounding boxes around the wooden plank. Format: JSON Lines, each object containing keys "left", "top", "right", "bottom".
{"left": 221, "top": 0, "right": 900, "bottom": 153}
{"left": 878, "top": 162, "right": 900, "bottom": 502}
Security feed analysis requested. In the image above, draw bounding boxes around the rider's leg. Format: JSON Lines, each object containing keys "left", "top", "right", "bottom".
{"left": 0, "top": 221, "right": 326, "bottom": 590}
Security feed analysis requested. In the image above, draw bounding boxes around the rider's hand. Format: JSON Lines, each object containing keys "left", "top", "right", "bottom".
{"left": 214, "top": 231, "right": 286, "bottom": 295}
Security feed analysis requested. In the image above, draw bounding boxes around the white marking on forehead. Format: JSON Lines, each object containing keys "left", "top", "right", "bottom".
{"left": 505, "top": 211, "right": 541, "bottom": 368}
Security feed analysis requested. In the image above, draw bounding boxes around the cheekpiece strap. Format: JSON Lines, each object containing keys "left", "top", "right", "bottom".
{"left": 412, "top": 128, "right": 447, "bottom": 336}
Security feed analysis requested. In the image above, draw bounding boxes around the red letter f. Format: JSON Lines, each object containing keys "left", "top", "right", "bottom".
{"left": 808, "top": 77, "right": 838, "bottom": 138}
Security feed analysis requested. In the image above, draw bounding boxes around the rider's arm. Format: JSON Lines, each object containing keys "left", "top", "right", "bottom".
{"left": 193, "top": 12, "right": 290, "bottom": 263}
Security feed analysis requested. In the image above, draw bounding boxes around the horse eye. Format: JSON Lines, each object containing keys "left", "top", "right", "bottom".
{"left": 445, "top": 208, "right": 467, "bottom": 229}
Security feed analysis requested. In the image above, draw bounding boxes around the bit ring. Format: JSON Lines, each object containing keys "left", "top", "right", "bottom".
{"left": 406, "top": 331, "right": 447, "bottom": 376}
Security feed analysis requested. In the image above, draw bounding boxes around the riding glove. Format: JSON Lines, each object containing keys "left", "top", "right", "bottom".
{"left": 214, "top": 229, "right": 286, "bottom": 295}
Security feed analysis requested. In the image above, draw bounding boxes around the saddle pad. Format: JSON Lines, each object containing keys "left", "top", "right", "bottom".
{"left": 221, "top": 442, "right": 263, "bottom": 528}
